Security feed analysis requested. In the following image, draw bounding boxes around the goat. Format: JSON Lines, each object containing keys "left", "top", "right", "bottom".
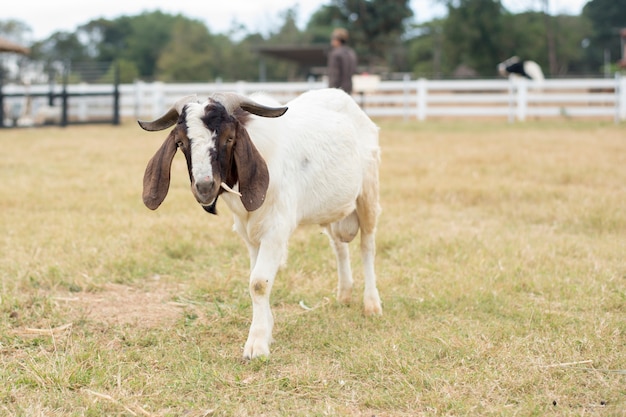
{"left": 498, "top": 56, "right": 544, "bottom": 82}
{"left": 138, "top": 88, "right": 382, "bottom": 359}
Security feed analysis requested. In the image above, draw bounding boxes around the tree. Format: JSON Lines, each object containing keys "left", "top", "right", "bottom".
{"left": 211, "top": 33, "right": 259, "bottom": 81}
{"left": 551, "top": 14, "right": 593, "bottom": 75}
{"left": 495, "top": 11, "right": 550, "bottom": 77}
{"left": 307, "top": 0, "right": 413, "bottom": 69}
{"left": 405, "top": 20, "right": 445, "bottom": 78}
{"left": 306, "top": 5, "right": 338, "bottom": 44}
{"left": 0, "top": 19, "right": 33, "bottom": 82}
{"left": 4, "top": 3, "right": 616, "bottom": 83}
{"left": 540, "top": 0, "right": 558, "bottom": 76}
{"left": 264, "top": 7, "right": 311, "bottom": 81}
{"left": 78, "top": 17, "right": 133, "bottom": 64}
{"left": 229, "top": 33, "right": 267, "bottom": 81}
{"left": 0, "top": 19, "right": 32, "bottom": 44}
{"left": 156, "top": 18, "right": 214, "bottom": 81}
{"left": 442, "top": 0, "right": 505, "bottom": 77}
{"left": 30, "top": 31, "right": 92, "bottom": 77}
{"left": 123, "top": 12, "right": 181, "bottom": 79}
{"left": 582, "top": 0, "right": 626, "bottom": 74}
{"left": 79, "top": 12, "right": 182, "bottom": 80}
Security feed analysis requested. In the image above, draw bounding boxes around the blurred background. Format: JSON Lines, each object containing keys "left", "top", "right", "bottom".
{"left": 1, "top": 0, "right": 624, "bottom": 84}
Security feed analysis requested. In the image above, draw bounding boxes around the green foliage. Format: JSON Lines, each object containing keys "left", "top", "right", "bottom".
{"left": 406, "top": 0, "right": 602, "bottom": 78}
{"left": 31, "top": 31, "right": 90, "bottom": 65}
{"left": 582, "top": 0, "right": 626, "bottom": 73}
{"left": 443, "top": 0, "right": 505, "bottom": 76}
{"left": 0, "top": 19, "right": 31, "bottom": 44}
{"left": 261, "top": 7, "right": 311, "bottom": 81}
{"left": 306, "top": 4, "right": 341, "bottom": 43}
{"left": 156, "top": 18, "right": 214, "bottom": 82}
{"left": 500, "top": 12, "right": 548, "bottom": 66}
{"left": 308, "top": 0, "right": 414, "bottom": 67}
{"left": 110, "top": 58, "right": 139, "bottom": 83}
{"left": 406, "top": 20, "right": 445, "bottom": 78}
{"left": 78, "top": 17, "right": 133, "bottom": 65}
{"left": 122, "top": 12, "right": 181, "bottom": 79}
{"left": 1, "top": 0, "right": 622, "bottom": 81}
{"left": 552, "top": 15, "right": 593, "bottom": 75}
{"left": 342, "top": 0, "right": 414, "bottom": 67}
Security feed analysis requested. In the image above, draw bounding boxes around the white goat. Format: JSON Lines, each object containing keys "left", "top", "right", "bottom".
{"left": 138, "top": 88, "right": 382, "bottom": 359}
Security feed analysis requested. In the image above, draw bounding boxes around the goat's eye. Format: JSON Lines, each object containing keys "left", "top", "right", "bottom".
{"left": 227, "top": 136, "right": 234, "bottom": 143}
{"left": 176, "top": 141, "right": 183, "bottom": 148}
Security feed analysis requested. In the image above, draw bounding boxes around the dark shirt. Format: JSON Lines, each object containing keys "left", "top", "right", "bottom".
{"left": 328, "top": 45, "right": 357, "bottom": 93}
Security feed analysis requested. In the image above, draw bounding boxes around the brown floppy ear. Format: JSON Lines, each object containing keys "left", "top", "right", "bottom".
{"left": 143, "top": 133, "right": 177, "bottom": 210}
{"left": 233, "top": 124, "right": 269, "bottom": 211}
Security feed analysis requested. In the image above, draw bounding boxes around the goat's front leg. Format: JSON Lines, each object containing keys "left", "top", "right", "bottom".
{"left": 233, "top": 217, "right": 260, "bottom": 271}
{"left": 243, "top": 236, "right": 287, "bottom": 360}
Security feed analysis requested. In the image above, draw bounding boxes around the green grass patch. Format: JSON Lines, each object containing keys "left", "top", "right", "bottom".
{"left": 0, "top": 120, "right": 624, "bottom": 415}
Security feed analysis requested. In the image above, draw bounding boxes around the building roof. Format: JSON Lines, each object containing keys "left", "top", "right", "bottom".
{"left": 0, "top": 38, "right": 30, "bottom": 54}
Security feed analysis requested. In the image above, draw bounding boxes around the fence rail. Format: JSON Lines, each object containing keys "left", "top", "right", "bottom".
{"left": 2, "top": 76, "right": 625, "bottom": 126}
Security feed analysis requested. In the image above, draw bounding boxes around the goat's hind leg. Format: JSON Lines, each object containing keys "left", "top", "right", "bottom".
{"left": 327, "top": 210, "right": 359, "bottom": 304}
{"left": 357, "top": 179, "right": 382, "bottom": 316}
{"left": 359, "top": 229, "right": 381, "bottom": 315}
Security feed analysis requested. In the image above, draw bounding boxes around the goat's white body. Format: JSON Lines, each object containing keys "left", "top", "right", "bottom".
{"left": 522, "top": 60, "right": 544, "bottom": 82}
{"left": 222, "top": 89, "right": 378, "bottom": 236}
{"left": 220, "top": 88, "right": 382, "bottom": 358}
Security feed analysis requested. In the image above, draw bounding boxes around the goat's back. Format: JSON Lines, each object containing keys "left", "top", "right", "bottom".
{"left": 239, "top": 88, "right": 379, "bottom": 228}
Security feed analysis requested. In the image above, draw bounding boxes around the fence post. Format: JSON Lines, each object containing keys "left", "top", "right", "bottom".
{"left": 78, "top": 83, "right": 88, "bottom": 122}
{"left": 416, "top": 78, "right": 427, "bottom": 121}
{"left": 516, "top": 79, "right": 528, "bottom": 121}
{"left": 507, "top": 79, "right": 515, "bottom": 123}
{"left": 0, "top": 68, "right": 4, "bottom": 128}
{"left": 616, "top": 73, "right": 626, "bottom": 123}
{"left": 48, "top": 76, "right": 55, "bottom": 107}
{"left": 236, "top": 80, "right": 247, "bottom": 95}
{"left": 112, "top": 63, "right": 120, "bottom": 125}
{"left": 134, "top": 80, "right": 144, "bottom": 120}
{"left": 61, "top": 65, "right": 69, "bottom": 127}
{"left": 402, "top": 74, "right": 411, "bottom": 121}
{"left": 152, "top": 81, "right": 165, "bottom": 119}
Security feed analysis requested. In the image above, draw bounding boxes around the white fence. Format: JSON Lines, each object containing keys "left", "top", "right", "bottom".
{"left": 3, "top": 75, "right": 626, "bottom": 124}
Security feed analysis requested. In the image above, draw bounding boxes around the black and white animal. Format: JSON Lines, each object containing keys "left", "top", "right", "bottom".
{"left": 138, "top": 88, "right": 382, "bottom": 359}
{"left": 498, "top": 56, "right": 544, "bottom": 81}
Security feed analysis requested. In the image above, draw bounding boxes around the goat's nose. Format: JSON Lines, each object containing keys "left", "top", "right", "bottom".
{"left": 195, "top": 177, "right": 215, "bottom": 195}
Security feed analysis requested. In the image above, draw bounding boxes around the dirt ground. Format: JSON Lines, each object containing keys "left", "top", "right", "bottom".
{"left": 61, "top": 282, "right": 184, "bottom": 328}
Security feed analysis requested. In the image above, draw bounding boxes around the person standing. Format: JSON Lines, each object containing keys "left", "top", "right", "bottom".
{"left": 327, "top": 28, "right": 357, "bottom": 94}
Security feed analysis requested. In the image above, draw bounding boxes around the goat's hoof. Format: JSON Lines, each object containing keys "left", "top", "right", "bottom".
{"left": 364, "top": 304, "right": 383, "bottom": 316}
{"left": 363, "top": 292, "right": 382, "bottom": 316}
{"left": 243, "top": 339, "right": 271, "bottom": 360}
{"left": 337, "top": 288, "right": 353, "bottom": 304}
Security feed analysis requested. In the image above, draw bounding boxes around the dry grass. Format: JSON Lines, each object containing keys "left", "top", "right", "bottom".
{"left": 1, "top": 119, "right": 625, "bottom": 416}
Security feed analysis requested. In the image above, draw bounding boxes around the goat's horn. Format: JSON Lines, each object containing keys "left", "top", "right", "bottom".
{"left": 220, "top": 182, "right": 242, "bottom": 197}
{"left": 210, "top": 92, "right": 287, "bottom": 118}
{"left": 138, "top": 94, "right": 199, "bottom": 131}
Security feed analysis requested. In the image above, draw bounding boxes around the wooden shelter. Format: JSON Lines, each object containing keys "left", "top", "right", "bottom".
{"left": 254, "top": 44, "right": 329, "bottom": 81}
{"left": 0, "top": 38, "right": 30, "bottom": 55}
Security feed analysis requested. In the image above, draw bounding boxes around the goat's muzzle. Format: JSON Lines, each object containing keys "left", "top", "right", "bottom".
{"left": 192, "top": 176, "right": 220, "bottom": 205}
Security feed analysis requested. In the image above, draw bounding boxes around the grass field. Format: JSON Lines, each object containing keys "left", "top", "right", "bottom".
{"left": 1, "top": 118, "right": 625, "bottom": 416}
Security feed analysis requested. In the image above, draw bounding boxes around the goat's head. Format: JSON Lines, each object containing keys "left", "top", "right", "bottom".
{"left": 138, "top": 93, "right": 288, "bottom": 213}
{"left": 498, "top": 56, "right": 521, "bottom": 77}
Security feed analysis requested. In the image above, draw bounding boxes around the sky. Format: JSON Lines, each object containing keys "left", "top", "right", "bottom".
{"left": 7, "top": 0, "right": 590, "bottom": 42}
